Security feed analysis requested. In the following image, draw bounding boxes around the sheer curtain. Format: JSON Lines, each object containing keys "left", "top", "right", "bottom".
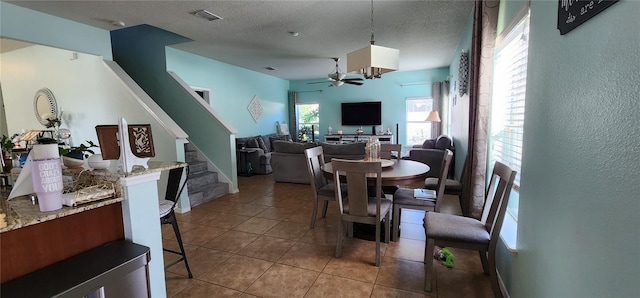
{"left": 463, "top": 0, "right": 500, "bottom": 219}
{"left": 431, "top": 81, "right": 442, "bottom": 137}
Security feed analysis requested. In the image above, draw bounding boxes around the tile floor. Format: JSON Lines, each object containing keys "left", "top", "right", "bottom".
{"left": 163, "top": 174, "right": 494, "bottom": 297}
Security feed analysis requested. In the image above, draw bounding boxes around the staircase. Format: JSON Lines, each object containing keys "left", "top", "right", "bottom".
{"left": 184, "top": 143, "right": 228, "bottom": 207}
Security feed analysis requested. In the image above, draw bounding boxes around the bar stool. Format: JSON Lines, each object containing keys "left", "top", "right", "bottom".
{"left": 159, "top": 166, "right": 193, "bottom": 278}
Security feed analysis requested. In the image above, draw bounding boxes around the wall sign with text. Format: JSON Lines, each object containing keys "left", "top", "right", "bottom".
{"left": 558, "top": 0, "right": 618, "bottom": 35}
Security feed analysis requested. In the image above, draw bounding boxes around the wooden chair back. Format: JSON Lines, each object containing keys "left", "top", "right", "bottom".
{"left": 331, "top": 159, "right": 382, "bottom": 220}
{"left": 304, "top": 146, "right": 327, "bottom": 195}
{"left": 380, "top": 144, "right": 402, "bottom": 160}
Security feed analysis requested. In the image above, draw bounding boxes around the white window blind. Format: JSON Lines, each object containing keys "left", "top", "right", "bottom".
{"left": 406, "top": 97, "right": 433, "bottom": 145}
{"left": 489, "top": 15, "right": 530, "bottom": 219}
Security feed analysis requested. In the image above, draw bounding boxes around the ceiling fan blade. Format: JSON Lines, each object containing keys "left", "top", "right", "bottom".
{"left": 343, "top": 78, "right": 364, "bottom": 82}
{"left": 344, "top": 81, "right": 364, "bottom": 86}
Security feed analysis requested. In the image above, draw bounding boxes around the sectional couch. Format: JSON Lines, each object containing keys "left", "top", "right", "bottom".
{"left": 271, "top": 141, "right": 366, "bottom": 184}
{"left": 235, "top": 133, "right": 291, "bottom": 174}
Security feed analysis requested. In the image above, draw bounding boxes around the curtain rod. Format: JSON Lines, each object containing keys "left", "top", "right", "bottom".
{"left": 293, "top": 90, "right": 323, "bottom": 93}
{"left": 399, "top": 82, "right": 431, "bottom": 87}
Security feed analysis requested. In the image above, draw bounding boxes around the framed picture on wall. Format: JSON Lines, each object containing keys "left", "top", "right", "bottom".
{"left": 95, "top": 124, "right": 155, "bottom": 160}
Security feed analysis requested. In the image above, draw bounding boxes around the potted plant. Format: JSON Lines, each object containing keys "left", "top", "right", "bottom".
{"left": 1, "top": 134, "right": 19, "bottom": 170}
{"left": 60, "top": 140, "right": 98, "bottom": 168}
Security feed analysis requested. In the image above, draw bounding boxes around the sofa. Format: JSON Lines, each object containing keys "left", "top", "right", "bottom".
{"left": 271, "top": 141, "right": 366, "bottom": 184}
{"left": 235, "top": 133, "right": 291, "bottom": 174}
{"left": 408, "top": 135, "right": 455, "bottom": 179}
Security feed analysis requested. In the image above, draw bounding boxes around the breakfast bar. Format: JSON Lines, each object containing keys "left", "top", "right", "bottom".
{"left": 0, "top": 161, "right": 187, "bottom": 297}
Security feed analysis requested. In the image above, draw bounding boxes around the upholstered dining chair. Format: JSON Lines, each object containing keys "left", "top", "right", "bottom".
{"left": 423, "top": 161, "right": 516, "bottom": 296}
{"left": 392, "top": 149, "right": 453, "bottom": 241}
{"left": 332, "top": 159, "right": 391, "bottom": 267}
{"left": 424, "top": 157, "right": 466, "bottom": 197}
{"left": 304, "top": 146, "right": 344, "bottom": 228}
{"left": 380, "top": 143, "right": 402, "bottom": 160}
{"left": 159, "top": 166, "right": 193, "bottom": 278}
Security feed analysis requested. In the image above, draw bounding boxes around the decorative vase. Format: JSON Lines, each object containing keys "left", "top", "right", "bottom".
{"left": 327, "top": 126, "right": 333, "bottom": 135}
{"left": 88, "top": 154, "right": 110, "bottom": 170}
{"left": 355, "top": 127, "right": 363, "bottom": 135}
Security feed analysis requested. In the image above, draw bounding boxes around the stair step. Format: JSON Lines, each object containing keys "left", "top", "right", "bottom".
{"left": 187, "top": 171, "right": 219, "bottom": 191}
{"left": 188, "top": 182, "right": 228, "bottom": 207}
{"left": 185, "top": 151, "right": 198, "bottom": 163}
{"left": 188, "top": 160, "right": 208, "bottom": 174}
{"left": 182, "top": 142, "right": 229, "bottom": 208}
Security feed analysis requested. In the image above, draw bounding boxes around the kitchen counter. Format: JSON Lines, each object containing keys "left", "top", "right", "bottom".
{"left": 0, "top": 161, "right": 186, "bottom": 233}
{"left": 0, "top": 160, "right": 187, "bottom": 284}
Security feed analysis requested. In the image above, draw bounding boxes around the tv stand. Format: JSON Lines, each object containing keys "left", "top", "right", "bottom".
{"left": 324, "top": 134, "right": 393, "bottom": 144}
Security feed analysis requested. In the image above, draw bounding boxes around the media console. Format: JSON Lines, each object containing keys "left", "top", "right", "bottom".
{"left": 324, "top": 134, "right": 394, "bottom": 144}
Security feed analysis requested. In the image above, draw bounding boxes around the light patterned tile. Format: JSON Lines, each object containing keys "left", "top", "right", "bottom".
{"left": 233, "top": 217, "right": 280, "bottom": 234}
{"left": 277, "top": 242, "right": 334, "bottom": 272}
{"left": 305, "top": 273, "right": 374, "bottom": 298}
{"left": 202, "top": 230, "right": 260, "bottom": 253}
{"left": 245, "top": 264, "right": 319, "bottom": 298}
{"left": 172, "top": 279, "right": 242, "bottom": 298}
{"left": 200, "top": 255, "right": 273, "bottom": 291}
{"left": 237, "top": 235, "right": 295, "bottom": 262}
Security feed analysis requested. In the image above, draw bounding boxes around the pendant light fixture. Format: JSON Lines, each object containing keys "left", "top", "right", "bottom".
{"left": 347, "top": 0, "right": 399, "bottom": 79}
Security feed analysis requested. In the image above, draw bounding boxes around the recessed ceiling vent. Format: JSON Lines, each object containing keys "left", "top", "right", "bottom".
{"left": 191, "top": 10, "right": 223, "bottom": 21}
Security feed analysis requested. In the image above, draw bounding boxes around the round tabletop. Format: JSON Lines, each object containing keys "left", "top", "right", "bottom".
{"left": 322, "top": 159, "right": 430, "bottom": 186}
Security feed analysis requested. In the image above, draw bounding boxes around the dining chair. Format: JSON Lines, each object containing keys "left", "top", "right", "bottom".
{"left": 159, "top": 166, "right": 193, "bottom": 278}
{"left": 424, "top": 156, "right": 466, "bottom": 197}
{"left": 380, "top": 143, "right": 402, "bottom": 195}
{"left": 332, "top": 158, "right": 391, "bottom": 267}
{"left": 380, "top": 143, "right": 402, "bottom": 160}
{"left": 304, "top": 146, "right": 344, "bottom": 228}
{"left": 392, "top": 149, "right": 453, "bottom": 241}
{"left": 423, "top": 161, "right": 516, "bottom": 296}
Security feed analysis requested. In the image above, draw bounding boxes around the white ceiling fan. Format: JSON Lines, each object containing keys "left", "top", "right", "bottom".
{"left": 307, "top": 58, "right": 364, "bottom": 87}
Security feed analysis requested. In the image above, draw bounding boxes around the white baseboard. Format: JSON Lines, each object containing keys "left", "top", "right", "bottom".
{"left": 497, "top": 270, "right": 510, "bottom": 298}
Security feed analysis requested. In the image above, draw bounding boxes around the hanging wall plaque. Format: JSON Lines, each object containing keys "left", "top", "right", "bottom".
{"left": 557, "top": 0, "right": 618, "bottom": 35}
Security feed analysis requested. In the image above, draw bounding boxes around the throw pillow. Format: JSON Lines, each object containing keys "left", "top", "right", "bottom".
{"left": 256, "top": 137, "right": 269, "bottom": 152}
{"left": 246, "top": 137, "right": 259, "bottom": 149}
{"left": 269, "top": 135, "right": 291, "bottom": 150}
{"left": 421, "top": 139, "right": 436, "bottom": 149}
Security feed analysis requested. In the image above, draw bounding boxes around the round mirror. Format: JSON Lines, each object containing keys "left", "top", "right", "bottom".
{"left": 34, "top": 88, "right": 58, "bottom": 126}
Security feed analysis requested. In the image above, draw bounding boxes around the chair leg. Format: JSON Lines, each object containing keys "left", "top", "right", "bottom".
{"left": 310, "top": 197, "right": 318, "bottom": 228}
{"left": 321, "top": 200, "right": 329, "bottom": 218}
{"left": 169, "top": 212, "right": 193, "bottom": 278}
{"left": 488, "top": 252, "right": 503, "bottom": 298}
{"left": 375, "top": 221, "right": 381, "bottom": 267}
{"left": 424, "top": 238, "right": 435, "bottom": 292}
{"left": 479, "top": 250, "right": 489, "bottom": 274}
{"left": 335, "top": 219, "right": 344, "bottom": 258}
{"left": 392, "top": 205, "right": 400, "bottom": 241}
{"left": 384, "top": 212, "right": 390, "bottom": 244}
{"left": 347, "top": 222, "right": 354, "bottom": 238}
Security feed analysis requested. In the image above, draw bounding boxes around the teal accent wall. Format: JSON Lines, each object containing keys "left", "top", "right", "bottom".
{"left": 448, "top": 9, "right": 474, "bottom": 181}
{"left": 111, "top": 25, "right": 237, "bottom": 191}
{"left": 511, "top": 1, "right": 639, "bottom": 296}
{"left": 290, "top": 68, "right": 449, "bottom": 146}
{"left": 0, "top": 2, "right": 112, "bottom": 60}
{"left": 166, "top": 48, "right": 289, "bottom": 137}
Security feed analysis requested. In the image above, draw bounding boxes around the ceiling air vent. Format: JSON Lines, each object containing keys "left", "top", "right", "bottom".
{"left": 191, "top": 10, "right": 223, "bottom": 21}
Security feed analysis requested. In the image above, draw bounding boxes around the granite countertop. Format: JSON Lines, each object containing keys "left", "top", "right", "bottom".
{"left": 0, "top": 161, "right": 187, "bottom": 233}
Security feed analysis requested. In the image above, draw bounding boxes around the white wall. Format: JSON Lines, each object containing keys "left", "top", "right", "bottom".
{"left": 1, "top": 44, "right": 178, "bottom": 163}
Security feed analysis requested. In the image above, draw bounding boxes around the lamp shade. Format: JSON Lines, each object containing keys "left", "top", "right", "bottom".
{"left": 347, "top": 44, "right": 399, "bottom": 79}
{"left": 425, "top": 111, "right": 441, "bottom": 122}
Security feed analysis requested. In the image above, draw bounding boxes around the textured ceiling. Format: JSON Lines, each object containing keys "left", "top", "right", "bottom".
{"left": 6, "top": 0, "right": 473, "bottom": 80}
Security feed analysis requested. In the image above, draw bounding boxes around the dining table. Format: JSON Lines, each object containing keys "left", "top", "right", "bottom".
{"left": 321, "top": 158, "right": 430, "bottom": 187}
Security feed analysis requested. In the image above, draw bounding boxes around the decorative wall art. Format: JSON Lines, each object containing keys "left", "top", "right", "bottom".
{"left": 458, "top": 51, "right": 469, "bottom": 96}
{"left": 248, "top": 95, "right": 263, "bottom": 123}
{"left": 557, "top": 0, "right": 618, "bottom": 35}
{"left": 95, "top": 124, "right": 155, "bottom": 160}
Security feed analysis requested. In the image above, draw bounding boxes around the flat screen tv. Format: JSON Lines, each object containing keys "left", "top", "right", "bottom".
{"left": 341, "top": 101, "right": 382, "bottom": 126}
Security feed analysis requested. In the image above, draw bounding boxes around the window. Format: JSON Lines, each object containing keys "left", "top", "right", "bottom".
{"left": 489, "top": 14, "right": 530, "bottom": 223}
{"left": 406, "top": 97, "right": 433, "bottom": 145}
{"left": 296, "top": 103, "right": 319, "bottom": 142}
